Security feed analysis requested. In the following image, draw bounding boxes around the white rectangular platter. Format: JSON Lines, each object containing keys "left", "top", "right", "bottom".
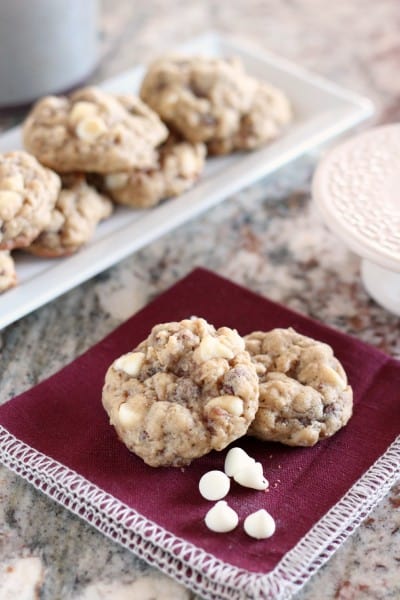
{"left": 0, "top": 32, "right": 373, "bottom": 330}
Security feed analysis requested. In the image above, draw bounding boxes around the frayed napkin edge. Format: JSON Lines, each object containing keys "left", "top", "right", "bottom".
{"left": 0, "top": 424, "right": 398, "bottom": 600}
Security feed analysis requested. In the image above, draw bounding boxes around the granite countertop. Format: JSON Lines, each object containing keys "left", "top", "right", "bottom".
{"left": 1, "top": 1, "right": 399, "bottom": 598}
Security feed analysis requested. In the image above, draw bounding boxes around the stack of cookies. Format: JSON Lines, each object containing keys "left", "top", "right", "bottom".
{"left": 102, "top": 318, "right": 353, "bottom": 468}
{"left": 140, "top": 56, "right": 292, "bottom": 155}
{"left": 0, "top": 55, "right": 292, "bottom": 294}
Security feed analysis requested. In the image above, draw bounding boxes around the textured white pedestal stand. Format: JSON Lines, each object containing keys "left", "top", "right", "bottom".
{"left": 312, "top": 124, "right": 400, "bottom": 316}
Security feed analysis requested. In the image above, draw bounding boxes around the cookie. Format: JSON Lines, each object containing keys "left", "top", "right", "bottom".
{"left": 0, "top": 151, "right": 61, "bottom": 250}
{"left": 102, "top": 317, "right": 259, "bottom": 467}
{"left": 103, "top": 137, "right": 206, "bottom": 208}
{"left": 140, "top": 56, "right": 256, "bottom": 143}
{"left": 140, "top": 56, "right": 292, "bottom": 154}
{"left": 207, "top": 81, "right": 292, "bottom": 155}
{"left": 0, "top": 251, "right": 17, "bottom": 293}
{"left": 244, "top": 328, "right": 353, "bottom": 446}
{"left": 27, "top": 175, "right": 113, "bottom": 258}
{"left": 23, "top": 87, "right": 168, "bottom": 174}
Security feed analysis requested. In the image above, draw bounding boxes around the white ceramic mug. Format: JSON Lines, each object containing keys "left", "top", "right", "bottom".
{"left": 0, "top": 0, "right": 99, "bottom": 107}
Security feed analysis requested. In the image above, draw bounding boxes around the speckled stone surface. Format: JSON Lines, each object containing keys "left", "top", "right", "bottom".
{"left": 1, "top": 1, "right": 399, "bottom": 599}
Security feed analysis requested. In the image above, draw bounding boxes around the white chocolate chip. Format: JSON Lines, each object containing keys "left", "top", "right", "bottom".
{"left": 233, "top": 461, "right": 269, "bottom": 491}
{"left": 0, "top": 190, "right": 23, "bottom": 219}
{"left": 76, "top": 115, "right": 108, "bottom": 141}
{"left": 220, "top": 107, "right": 240, "bottom": 134}
{"left": 179, "top": 152, "right": 198, "bottom": 177}
{"left": 244, "top": 509, "right": 276, "bottom": 539}
{"left": 114, "top": 352, "right": 145, "bottom": 377}
{"left": 69, "top": 101, "right": 98, "bottom": 124}
{"left": 105, "top": 173, "right": 130, "bottom": 190}
{"left": 320, "top": 364, "right": 347, "bottom": 389}
{"left": 0, "top": 174, "right": 24, "bottom": 192}
{"left": 118, "top": 402, "right": 142, "bottom": 427}
{"left": 46, "top": 96, "right": 67, "bottom": 110}
{"left": 46, "top": 209, "right": 64, "bottom": 233}
{"left": 163, "top": 91, "right": 179, "bottom": 106}
{"left": 204, "top": 501, "right": 238, "bottom": 533}
{"left": 205, "top": 395, "right": 244, "bottom": 417}
{"left": 194, "top": 335, "right": 235, "bottom": 362}
{"left": 219, "top": 330, "right": 245, "bottom": 353}
{"left": 187, "top": 112, "right": 201, "bottom": 127}
{"left": 199, "top": 470, "right": 230, "bottom": 501}
{"left": 224, "top": 446, "right": 255, "bottom": 477}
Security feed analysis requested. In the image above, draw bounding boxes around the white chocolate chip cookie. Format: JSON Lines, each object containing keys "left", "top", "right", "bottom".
{"left": 0, "top": 250, "right": 17, "bottom": 293}
{"left": 27, "top": 175, "right": 113, "bottom": 258}
{"left": 23, "top": 87, "right": 168, "bottom": 174}
{"left": 102, "top": 317, "right": 259, "bottom": 467}
{"left": 140, "top": 56, "right": 256, "bottom": 143}
{"left": 103, "top": 137, "right": 206, "bottom": 208}
{"left": 0, "top": 151, "right": 60, "bottom": 250}
{"left": 140, "top": 56, "right": 292, "bottom": 154}
{"left": 245, "top": 328, "right": 353, "bottom": 446}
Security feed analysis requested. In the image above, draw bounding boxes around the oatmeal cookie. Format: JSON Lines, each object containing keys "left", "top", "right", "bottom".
{"left": 207, "top": 81, "right": 292, "bottom": 155}
{"left": 244, "top": 328, "right": 353, "bottom": 446}
{"left": 140, "top": 56, "right": 292, "bottom": 154}
{"left": 140, "top": 56, "right": 257, "bottom": 144}
{"left": 103, "top": 137, "right": 206, "bottom": 208}
{"left": 27, "top": 175, "right": 113, "bottom": 258}
{"left": 23, "top": 87, "right": 168, "bottom": 174}
{"left": 0, "top": 251, "right": 17, "bottom": 293}
{"left": 0, "top": 151, "right": 60, "bottom": 250}
{"left": 102, "top": 317, "right": 259, "bottom": 467}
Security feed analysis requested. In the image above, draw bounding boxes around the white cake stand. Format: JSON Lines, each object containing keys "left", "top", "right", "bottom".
{"left": 312, "top": 124, "right": 400, "bottom": 315}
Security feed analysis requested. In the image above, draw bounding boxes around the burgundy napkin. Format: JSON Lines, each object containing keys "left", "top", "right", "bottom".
{"left": 0, "top": 268, "right": 399, "bottom": 600}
